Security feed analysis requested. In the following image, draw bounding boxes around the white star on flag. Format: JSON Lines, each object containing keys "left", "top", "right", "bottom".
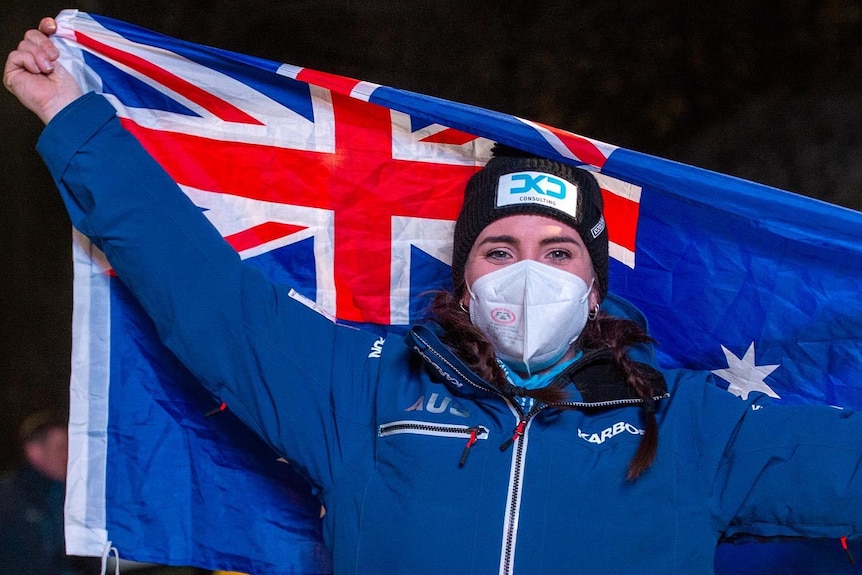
{"left": 711, "top": 342, "right": 780, "bottom": 400}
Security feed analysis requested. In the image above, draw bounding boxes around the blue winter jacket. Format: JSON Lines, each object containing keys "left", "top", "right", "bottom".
{"left": 37, "top": 93, "right": 862, "bottom": 574}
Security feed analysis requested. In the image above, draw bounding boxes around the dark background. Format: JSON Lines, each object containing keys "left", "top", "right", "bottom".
{"left": 2, "top": 0, "right": 861, "bottom": 470}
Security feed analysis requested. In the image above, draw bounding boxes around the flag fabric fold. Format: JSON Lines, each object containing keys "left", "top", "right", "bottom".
{"left": 50, "top": 9, "right": 862, "bottom": 574}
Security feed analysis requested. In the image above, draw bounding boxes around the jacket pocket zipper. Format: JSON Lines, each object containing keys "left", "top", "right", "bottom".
{"left": 378, "top": 421, "right": 489, "bottom": 467}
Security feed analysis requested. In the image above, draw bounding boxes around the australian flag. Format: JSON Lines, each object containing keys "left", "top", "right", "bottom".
{"left": 50, "top": 9, "right": 862, "bottom": 575}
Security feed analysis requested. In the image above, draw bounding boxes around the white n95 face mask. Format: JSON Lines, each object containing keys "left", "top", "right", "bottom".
{"left": 467, "top": 260, "right": 593, "bottom": 376}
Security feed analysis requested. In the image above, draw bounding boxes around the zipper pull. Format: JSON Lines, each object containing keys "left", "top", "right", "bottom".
{"left": 500, "top": 420, "right": 526, "bottom": 451}
{"left": 842, "top": 536, "right": 855, "bottom": 564}
{"left": 204, "top": 401, "right": 227, "bottom": 417}
{"left": 459, "top": 427, "right": 481, "bottom": 467}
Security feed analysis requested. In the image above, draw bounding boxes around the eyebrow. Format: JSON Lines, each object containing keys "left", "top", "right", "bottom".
{"left": 477, "top": 234, "right": 519, "bottom": 246}
{"left": 539, "top": 236, "right": 581, "bottom": 247}
{"left": 476, "top": 235, "right": 582, "bottom": 247}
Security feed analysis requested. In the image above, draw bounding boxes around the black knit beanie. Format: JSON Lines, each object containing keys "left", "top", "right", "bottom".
{"left": 451, "top": 146, "right": 609, "bottom": 299}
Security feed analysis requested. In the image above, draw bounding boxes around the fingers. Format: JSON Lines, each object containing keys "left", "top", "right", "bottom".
{"left": 38, "top": 17, "right": 58, "bottom": 35}
{"left": 19, "top": 28, "right": 60, "bottom": 72}
{"left": 4, "top": 19, "right": 83, "bottom": 124}
{"left": 7, "top": 18, "right": 60, "bottom": 76}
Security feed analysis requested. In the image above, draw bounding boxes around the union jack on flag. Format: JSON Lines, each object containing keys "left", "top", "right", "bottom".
{"left": 62, "top": 10, "right": 640, "bottom": 327}
{"left": 51, "top": 9, "right": 862, "bottom": 575}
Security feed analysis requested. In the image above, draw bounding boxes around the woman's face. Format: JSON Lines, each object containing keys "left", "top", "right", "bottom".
{"left": 463, "top": 214, "right": 599, "bottom": 309}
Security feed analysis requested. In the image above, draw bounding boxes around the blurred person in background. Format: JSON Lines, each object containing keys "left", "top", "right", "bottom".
{"left": 0, "top": 409, "right": 99, "bottom": 574}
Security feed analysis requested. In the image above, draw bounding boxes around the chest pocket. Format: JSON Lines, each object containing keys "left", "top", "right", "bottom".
{"left": 378, "top": 420, "right": 490, "bottom": 466}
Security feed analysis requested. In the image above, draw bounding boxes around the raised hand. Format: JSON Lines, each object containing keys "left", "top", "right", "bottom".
{"left": 3, "top": 17, "right": 83, "bottom": 124}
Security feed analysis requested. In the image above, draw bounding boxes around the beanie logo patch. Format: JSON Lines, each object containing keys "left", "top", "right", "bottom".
{"left": 590, "top": 215, "right": 606, "bottom": 239}
{"left": 495, "top": 171, "right": 579, "bottom": 219}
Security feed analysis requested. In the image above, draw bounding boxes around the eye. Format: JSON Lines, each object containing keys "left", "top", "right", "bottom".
{"left": 485, "top": 248, "right": 513, "bottom": 262}
{"left": 545, "top": 248, "right": 572, "bottom": 261}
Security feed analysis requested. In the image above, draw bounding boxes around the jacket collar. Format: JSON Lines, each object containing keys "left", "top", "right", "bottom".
{"left": 406, "top": 322, "right": 497, "bottom": 400}
{"left": 552, "top": 347, "right": 668, "bottom": 407}
{"left": 405, "top": 316, "right": 669, "bottom": 408}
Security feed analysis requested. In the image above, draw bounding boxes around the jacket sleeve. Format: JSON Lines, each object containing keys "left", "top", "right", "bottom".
{"left": 36, "top": 92, "right": 381, "bottom": 490}
{"left": 697, "top": 377, "right": 862, "bottom": 540}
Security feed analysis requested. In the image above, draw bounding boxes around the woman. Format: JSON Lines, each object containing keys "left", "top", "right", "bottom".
{"left": 6, "top": 18, "right": 862, "bottom": 575}
{"left": 429, "top": 146, "right": 665, "bottom": 480}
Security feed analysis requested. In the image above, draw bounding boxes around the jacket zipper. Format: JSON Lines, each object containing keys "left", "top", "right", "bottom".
{"left": 556, "top": 392, "right": 670, "bottom": 410}
{"left": 499, "top": 408, "right": 530, "bottom": 575}
{"left": 379, "top": 421, "right": 489, "bottom": 467}
{"left": 499, "top": 419, "right": 526, "bottom": 451}
{"left": 412, "top": 330, "right": 670, "bottom": 574}
{"left": 460, "top": 426, "right": 483, "bottom": 467}
{"left": 378, "top": 420, "right": 489, "bottom": 438}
